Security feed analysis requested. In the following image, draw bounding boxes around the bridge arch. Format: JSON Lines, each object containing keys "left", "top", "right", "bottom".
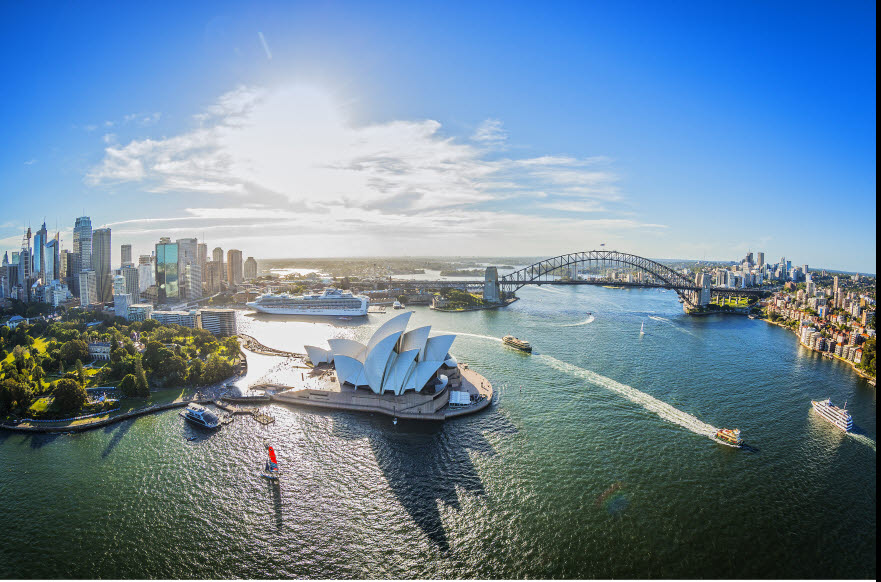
{"left": 498, "top": 251, "right": 701, "bottom": 307}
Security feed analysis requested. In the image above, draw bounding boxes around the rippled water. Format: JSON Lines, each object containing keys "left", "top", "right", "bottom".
{"left": 1, "top": 286, "right": 875, "bottom": 578}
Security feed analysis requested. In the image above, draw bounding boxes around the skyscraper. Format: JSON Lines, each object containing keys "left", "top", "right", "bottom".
{"left": 121, "top": 244, "right": 133, "bottom": 267}
{"left": 79, "top": 270, "right": 97, "bottom": 306}
{"left": 757, "top": 252, "right": 764, "bottom": 267}
{"left": 227, "top": 249, "right": 243, "bottom": 286}
{"left": 121, "top": 265, "right": 140, "bottom": 301}
{"left": 212, "top": 247, "right": 223, "bottom": 263}
{"left": 72, "top": 216, "right": 92, "bottom": 296}
{"left": 33, "top": 221, "right": 48, "bottom": 281}
{"left": 197, "top": 243, "right": 208, "bottom": 284}
{"left": 176, "top": 238, "right": 202, "bottom": 301}
{"left": 155, "top": 240, "right": 179, "bottom": 303}
{"left": 244, "top": 256, "right": 257, "bottom": 280}
{"left": 45, "top": 237, "right": 59, "bottom": 282}
{"left": 92, "top": 228, "right": 112, "bottom": 303}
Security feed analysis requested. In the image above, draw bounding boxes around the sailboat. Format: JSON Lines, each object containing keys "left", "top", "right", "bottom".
{"left": 640, "top": 320, "right": 645, "bottom": 336}
{"left": 260, "top": 441, "right": 280, "bottom": 480}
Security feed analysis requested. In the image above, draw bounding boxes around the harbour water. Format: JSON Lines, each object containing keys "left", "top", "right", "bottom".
{"left": 0, "top": 286, "right": 875, "bottom": 578}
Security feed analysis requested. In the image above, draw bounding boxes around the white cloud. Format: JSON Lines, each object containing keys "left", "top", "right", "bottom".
{"left": 85, "top": 84, "right": 664, "bottom": 256}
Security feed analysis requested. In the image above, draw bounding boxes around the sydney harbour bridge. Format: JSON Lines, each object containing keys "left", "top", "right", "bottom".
{"left": 390, "top": 250, "right": 768, "bottom": 312}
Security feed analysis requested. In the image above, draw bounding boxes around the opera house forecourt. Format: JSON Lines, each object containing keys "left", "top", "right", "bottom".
{"left": 271, "top": 312, "right": 493, "bottom": 420}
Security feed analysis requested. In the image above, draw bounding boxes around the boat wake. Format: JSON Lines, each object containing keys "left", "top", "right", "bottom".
{"left": 562, "top": 314, "right": 596, "bottom": 327}
{"left": 537, "top": 354, "right": 719, "bottom": 440}
{"left": 435, "top": 330, "right": 503, "bottom": 343}
{"left": 648, "top": 315, "right": 671, "bottom": 323}
{"left": 847, "top": 432, "right": 876, "bottom": 452}
{"left": 646, "top": 315, "right": 696, "bottom": 337}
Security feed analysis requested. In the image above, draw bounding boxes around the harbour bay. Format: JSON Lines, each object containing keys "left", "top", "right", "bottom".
{"left": 0, "top": 285, "right": 875, "bottom": 579}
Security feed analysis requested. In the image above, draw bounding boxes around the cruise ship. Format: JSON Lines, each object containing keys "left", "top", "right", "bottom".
{"left": 247, "top": 288, "right": 369, "bottom": 316}
{"left": 180, "top": 403, "right": 221, "bottom": 429}
{"left": 811, "top": 398, "right": 853, "bottom": 432}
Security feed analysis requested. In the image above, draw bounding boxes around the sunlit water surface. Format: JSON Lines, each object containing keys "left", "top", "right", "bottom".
{"left": 0, "top": 286, "right": 875, "bottom": 578}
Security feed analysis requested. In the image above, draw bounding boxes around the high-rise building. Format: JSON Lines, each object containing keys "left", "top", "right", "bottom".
{"left": 121, "top": 265, "right": 140, "bottom": 301}
{"left": 92, "top": 228, "right": 112, "bottom": 303}
{"left": 155, "top": 240, "right": 179, "bottom": 304}
{"left": 72, "top": 216, "right": 92, "bottom": 296}
{"left": 79, "top": 270, "right": 97, "bottom": 306}
{"left": 204, "top": 260, "right": 222, "bottom": 293}
{"left": 112, "top": 274, "right": 127, "bottom": 296}
{"left": 138, "top": 254, "right": 153, "bottom": 266}
{"left": 197, "top": 243, "right": 208, "bottom": 284}
{"left": 121, "top": 244, "right": 133, "bottom": 267}
{"left": 757, "top": 252, "right": 764, "bottom": 267}
{"left": 138, "top": 262, "right": 155, "bottom": 294}
{"left": 176, "top": 238, "right": 202, "bottom": 301}
{"left": 33, "top": 221, "right": 48, "bottom": 281}
{"left": 227, "top": 249, "right": 243, "bottom": 286}
{"left": 45, "top": 236, "right": 59, "bottom": 282}
{"left": 212, "top": 247, "right": 223, "bottom": 263}
{"left": 244, "top": 256, "right": 258, "bottom": 280}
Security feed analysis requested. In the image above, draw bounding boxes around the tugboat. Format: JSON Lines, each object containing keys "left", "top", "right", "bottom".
{"left": 180, "top": 403, "right": 221, "bottom": 429}
{"left": 714, "top": 428, "right": 743, "bottom": 448}
{"left": 811, "top": 398, "right": 853, "bottom": 432}
{"left": 261, "top": 440, "right": 280, "bottom": 480}
{"left": 503, "top": 335, "right": 532, "bottom": 353}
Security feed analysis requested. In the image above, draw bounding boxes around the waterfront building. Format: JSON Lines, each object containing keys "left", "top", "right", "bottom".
{"left": 227, "top": 249, "right": 243, "bottom": 286}
{"left": 121, "top": 244, "right": 133, "bottom": 267}
{"left": 305, "top": 311, "right": 456, "bottom": 396}
{"left": 92, "top": 228, "right": 112, "bottom": 303}
{"left": 152, "top": 309, "right": 200, "bottom": 328}
{"left": 244, "top": 256, "right": 258, "bottom": 280}
{"left": 199, "top": 308, "right": 237, "bottom": 336}
{"left": 78, "top": 270, "right": 98, "bottom": 306}
{"left": 155, "top": 240, "right": 179, "bottom": 303}
{"left": 72, "top": 216, "right": 92, "bottom": 296}
{"left": 126, "top": 303, "right": 154, "bottom": 322}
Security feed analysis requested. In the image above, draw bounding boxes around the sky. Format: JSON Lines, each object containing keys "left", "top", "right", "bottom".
{"left": 0, "top": 1, "right": 876, "bottom": 272}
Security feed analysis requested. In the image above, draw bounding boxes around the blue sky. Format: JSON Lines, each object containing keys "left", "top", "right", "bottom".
{"left": 0, "top": 1, "right": 876, "bottom": 271}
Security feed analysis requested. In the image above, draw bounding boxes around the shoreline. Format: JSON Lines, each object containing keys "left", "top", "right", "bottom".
{"left": 759, "top": 317, "right": 876, "bottom": 386}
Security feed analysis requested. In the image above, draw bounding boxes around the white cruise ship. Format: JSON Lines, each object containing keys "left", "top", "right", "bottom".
{"left": 247, "top": 288, "right": 369, "bottom": 316}
{"left": 811, "top": 398, "right": 853, "bottom": 432}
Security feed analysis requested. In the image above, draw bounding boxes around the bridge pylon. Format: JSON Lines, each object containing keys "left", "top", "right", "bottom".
{"left": 483, "top": 266, "right": 501, "bottom": 303}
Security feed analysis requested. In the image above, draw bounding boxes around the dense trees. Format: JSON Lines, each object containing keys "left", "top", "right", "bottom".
{"left": 53, "top": 378, "right": 87, "bottom": 413}
{"left": 859, "top": 337, "right": 876, "bottom": 378}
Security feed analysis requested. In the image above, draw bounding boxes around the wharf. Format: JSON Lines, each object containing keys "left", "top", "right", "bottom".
{"left": 271, "top": 364, "right": 492, "bottom": 420}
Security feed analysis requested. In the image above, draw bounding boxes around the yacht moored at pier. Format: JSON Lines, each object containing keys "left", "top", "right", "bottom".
{"left": 180, "top": 403, "right": 221, "bottom": 429}
{"left": 503, "top": 335, "right": 532, "bottom": 353}
{"left": 811, "top": 398, "right": 853, "bottom": 432}
{"left": 247, "top": 288, "right": 369, "bottom": 316}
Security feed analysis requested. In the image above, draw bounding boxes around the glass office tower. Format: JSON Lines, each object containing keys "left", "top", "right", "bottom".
{"left": 156, "top": 241, "right": 179, "bottom": 303}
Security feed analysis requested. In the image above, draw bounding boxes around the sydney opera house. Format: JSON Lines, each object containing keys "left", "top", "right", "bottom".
{"left": 304, "top": 312, "right": 457, "bottom": 396}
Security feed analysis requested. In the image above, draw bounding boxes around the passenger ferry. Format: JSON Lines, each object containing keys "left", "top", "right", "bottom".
{"left": 503, "top": 335, "right": 532, "bottom": 353}
{"left": 811, "top": 398, "right": 853, "bottom": 432}
{"left": 247, "top": 288, "right": 369, "bottom": 316}
{"left": 714, "top": 428, "right": 743, "bottom": 448}
{"left": 180, "top": 403, "right": 221, "bottom": 429}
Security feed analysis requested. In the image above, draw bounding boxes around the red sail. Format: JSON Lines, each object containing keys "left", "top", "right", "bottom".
{"left": 267, "top": 446, "right": 277, "bottom": 464}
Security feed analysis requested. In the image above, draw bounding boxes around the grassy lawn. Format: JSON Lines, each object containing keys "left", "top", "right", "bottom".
{"left": 28, "top": 397, "right": 52, "bottom": 414}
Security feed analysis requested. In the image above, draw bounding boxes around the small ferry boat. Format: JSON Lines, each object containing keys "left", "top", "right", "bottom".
{"left": 503, "top": 335, "right": 532, "bottom": 353}
{"left": 393, "top": 301, "right": 404, "bottom": 309}
{"left": 714, "top": 428, "right": 743, "bottom": 447}
{"left": 811, "top": 398, "right": 853, "bottom": 432}
{"left": 261, "top": 441, "right": 280, "bottom": 480}
{"left": 639, "top": 321, "right": 645, "bottom": 336}
{"left": 180, "top": 403, "right": 221, "bottom": 429}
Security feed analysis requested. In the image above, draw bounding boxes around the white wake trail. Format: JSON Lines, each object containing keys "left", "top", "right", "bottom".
{"left": 538, "top": 354, "right": 719, "bottom": 439}
{"left": 648, "top": 315, "right": 671, "bottom": 323}
{"left": 847, "top": 432, "right": 876, "bottom": 453}
{"left": 435, "top": 330, "right": 503, "bottom": 343}
{"left": 561, "top": 314, "right": 596, "bottom": 327}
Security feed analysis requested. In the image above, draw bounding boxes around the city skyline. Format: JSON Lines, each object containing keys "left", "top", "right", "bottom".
{"left": 0, "top": 2, "right": 876, "bottom": 272}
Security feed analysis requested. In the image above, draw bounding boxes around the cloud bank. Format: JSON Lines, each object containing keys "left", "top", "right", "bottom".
{"left": 87, "top": 85, "right": 665, "bottom": 256}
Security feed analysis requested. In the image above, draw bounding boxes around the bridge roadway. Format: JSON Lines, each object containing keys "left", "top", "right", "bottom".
{"left": 386, "top": 278, "right": 768, "bottom": 297}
